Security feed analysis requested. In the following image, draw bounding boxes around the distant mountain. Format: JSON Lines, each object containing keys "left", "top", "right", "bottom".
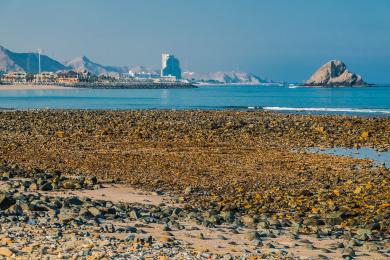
{"left": 128, "top": 65, "right": 159, "bottom": 74}
{"left": 183, "top": 71, "right": 269, "bottom": 84}
{"left": 305, "top": 60, "right": 368, "bottom": 87}
{"left": 65, "top": 56, "right": 128, "bottom": 75}
{"left": 0, "top": 45, "right": 69, "bottom": 73}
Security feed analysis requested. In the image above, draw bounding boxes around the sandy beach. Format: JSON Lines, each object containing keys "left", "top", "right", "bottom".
{"left": 0, "top": 84, "right": 75, "bottom": 91}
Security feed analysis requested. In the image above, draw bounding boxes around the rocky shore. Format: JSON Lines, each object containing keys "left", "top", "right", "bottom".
{"left": 0, "top": 110, "right": 389, "bottom": 258}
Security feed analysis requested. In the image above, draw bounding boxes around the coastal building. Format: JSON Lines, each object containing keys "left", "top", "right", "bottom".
{"left": 128, "top": 70, "right": 160, "bottom": 79}
{"left": 161, "top": 53, "right": 181, "bottom": 80}
{"left": 34, "top": 72, "right": 57, "bottom": 83}
{"left": 1, "top": 72, "right": 27, "bottom": 83}
{"left": 57, "top": 71, "right": 79, "bottom": 84}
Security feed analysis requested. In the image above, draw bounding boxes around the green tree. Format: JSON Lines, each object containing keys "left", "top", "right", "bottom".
{"left": 26, "top": 73, "right": 34, "bottom": 82}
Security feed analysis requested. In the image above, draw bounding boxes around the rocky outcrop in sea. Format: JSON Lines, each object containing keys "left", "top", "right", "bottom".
{"left": 305, "top": 60, "right": 368, "bottom": 87}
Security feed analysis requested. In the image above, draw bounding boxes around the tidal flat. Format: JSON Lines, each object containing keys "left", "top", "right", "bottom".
{"left": 0, "top": 110, "right": 389, "bottom": 259}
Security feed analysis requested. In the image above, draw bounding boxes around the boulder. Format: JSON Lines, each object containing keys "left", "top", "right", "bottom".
{"left": 305, "top": 60, "right": 368, "bottom": 87}
{"left": 0, "top": 194, "right": 15, "bottom": 210}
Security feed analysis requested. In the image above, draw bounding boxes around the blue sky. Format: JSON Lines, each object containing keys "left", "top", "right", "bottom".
{"left": 1, "top": 0, "right": 389, "bottom": 83}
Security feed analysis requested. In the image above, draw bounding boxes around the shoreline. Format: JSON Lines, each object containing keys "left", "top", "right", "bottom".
{"left": 0, "top": 84, "right": 76, "bottom": 90}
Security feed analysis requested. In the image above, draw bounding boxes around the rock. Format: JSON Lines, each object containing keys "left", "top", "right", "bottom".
{"left": 5, "top": 204, "right": 23, "bottom": 215}
{"left": 336, "top": 242, "right": 345, "bottom": 248}
{"left": 355, "top": 229, "right": 372, "bottom": 241}
{"left": 363, "top": 243, "right": 379, "bottom": 252}
{"left": 1, "top": 173, "right": 9, "bottom": 181}
{"left": 125, "top": 234, "right": 136, "bottom": 242}
{"left": 217, "top": 235, "right": 228, "bottom": 240}
{"left": 129, "top": 209, "right": 141, "bottom": 220}
{"left": 325, "top": 211, "right": 345, "bottom": 225}
{"left": 159, "top": 236, "right": 174, "bottom": 243}
{"left": 342, "top": 247, "right": 355, "bottom": 258}
{"left": 87, "top": 207, "right": 102, "bottom": 217}
{"left": 0, "top": 247, "right": 12, "bottom": 257}
{"left": 65, "top": 196, "right": 83, "bottom": 206}
{"left": 0, "top": 183, "right": 13, "bottom": 193}
{"left": 245, "top": 231, "right": 259, "bottom": 241}
{"left": 220, "top": 211, "right": 235, "bottom": 222}
{"left": 0, "top": 194, "right": 15, "bottom": 210}
{"left": 162, "top": 224, "right": 171, "bottom": 231}
{"left": 365, "top": 221, "right": 381, "bottom": 231}
{"left": 62, "top": 180, "right": 80, "bottom": 189}
{"left": 348, "top": 239, "right": 363, "bottom": 247}
{"left": 40, "top": 182, "right": 53, "bottom": 191}
{"left": 305, "top": 60, "right": 367, "bottom": 87}
{"left": 267, "top": 243, "right": 275, "bottom": 248}
{"left": 84, "top": 176, "right": 97, "bottom": 186}
{"left": 184, "top": 186, "right": 193, "bottom": 195}
{"left": 30, "top": 200, "right": 49, "bottom": 211}
{"left": 29, "top": 182, "right": 39, "bottom": 191}
{"left": 241, "top": 215, "right": 256, "bottom": 227}
{"left": 303, "top": 216, "right": 325, "bottom": 226}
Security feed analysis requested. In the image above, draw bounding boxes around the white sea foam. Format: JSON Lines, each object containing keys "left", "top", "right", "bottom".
{"left": 263, "top": 107, "right": 390, "bottom": 114}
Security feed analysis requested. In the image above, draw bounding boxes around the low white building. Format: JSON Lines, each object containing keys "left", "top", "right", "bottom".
{"left": 34, "top": 72, "right": 57, "bottom": 83}
{"left": 1, "top": 72, "right": 27, "bottom": 83}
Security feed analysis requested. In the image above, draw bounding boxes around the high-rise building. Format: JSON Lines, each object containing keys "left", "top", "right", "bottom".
{"left": 161, "top": 53, "right": 181, "bottom": 80}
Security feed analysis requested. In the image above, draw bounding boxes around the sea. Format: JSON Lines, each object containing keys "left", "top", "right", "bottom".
{"left": 0, "top": 84, "right": 389, "bottom": 117}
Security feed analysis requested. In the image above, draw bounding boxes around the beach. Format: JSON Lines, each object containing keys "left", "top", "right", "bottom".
{"left": 0, "top": 84, "right": 75, "bottom": 91}
{"left": 0, "top": 110, "right": 389, "bottom": 258}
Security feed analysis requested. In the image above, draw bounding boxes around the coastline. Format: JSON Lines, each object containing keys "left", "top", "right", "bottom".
{"left": 0, "top": 84, "right": 76, "bottom": 91}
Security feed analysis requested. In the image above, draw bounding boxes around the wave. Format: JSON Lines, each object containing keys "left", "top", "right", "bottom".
{"left": 263, "top": 107, "right": 390, "bottom": 114}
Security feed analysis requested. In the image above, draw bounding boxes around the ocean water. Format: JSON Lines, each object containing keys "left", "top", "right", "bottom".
{"left": 0, "top": 85, "right": 389, "bottom": 116}
{"left": 307, "top": 147, "right": 390, "bottom": 168}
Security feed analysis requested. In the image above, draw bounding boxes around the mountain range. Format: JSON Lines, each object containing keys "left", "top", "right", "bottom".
{"left": 183, "top": 71, "right": 269, "bottom": 84}
{"left": 0, "top": 45, "right": 270, "bottom": 84}
{"left": 0, "top": 45, "right": 68, "bottom": 73}
{"left": 64, "top": 56, "right": 128, "bottom": 75}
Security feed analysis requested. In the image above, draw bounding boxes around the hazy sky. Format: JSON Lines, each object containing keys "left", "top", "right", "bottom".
{"left": 1, "top": 0, "right": 389, "bottom": 83}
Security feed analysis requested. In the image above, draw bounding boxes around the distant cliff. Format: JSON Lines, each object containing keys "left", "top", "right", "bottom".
{"left": 305, "top": 60, "right": 368, "bottom": 87}
{"left": 183, "top": 71, "right": 269, "bottom": 84}
{"left": 0, "top": 45, "right": 69, "bottom": 73}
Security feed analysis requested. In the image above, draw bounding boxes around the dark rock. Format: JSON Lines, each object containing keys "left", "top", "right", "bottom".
{"left": 0, "top": 194, "right": 15, "bottom": 210}
{"left": 40, "top": 182, "right": 53, "bottom": 191}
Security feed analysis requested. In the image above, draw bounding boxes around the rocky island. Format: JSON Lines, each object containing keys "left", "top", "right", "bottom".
{"left": 305, "top": 60, "right": 369, "bottom": 87}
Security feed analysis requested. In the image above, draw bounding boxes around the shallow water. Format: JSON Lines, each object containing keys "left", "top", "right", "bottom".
{"left": 307, "top": 147, "right": 390, "bottom": 168}
{"left": 0, "top": 85, "right": 389, "bottom": 116}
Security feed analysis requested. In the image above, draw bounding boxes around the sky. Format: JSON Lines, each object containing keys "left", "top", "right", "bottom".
{"left": 0, "top": 0, "right": 389, "bottom": 83}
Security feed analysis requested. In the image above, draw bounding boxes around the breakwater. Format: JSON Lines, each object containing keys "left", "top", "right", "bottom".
{"left": 60, "top": 82, "right": 196, "bottom": 89}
